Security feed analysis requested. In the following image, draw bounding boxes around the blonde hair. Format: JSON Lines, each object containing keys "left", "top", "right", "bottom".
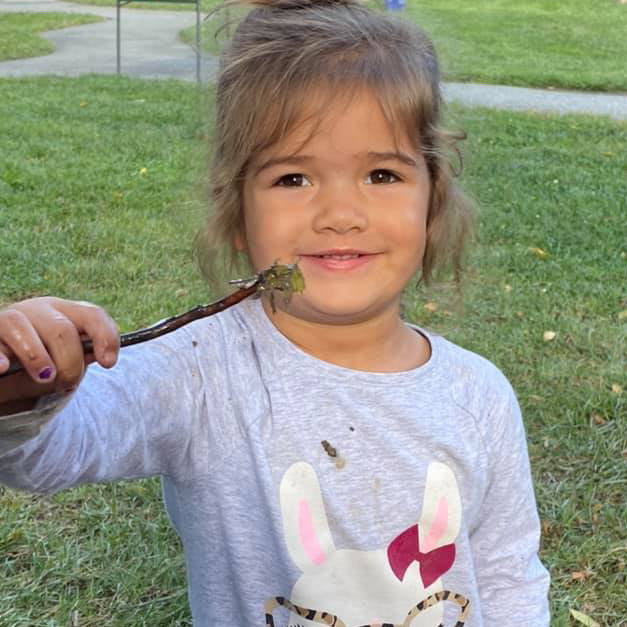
{"left": 196, "top": 0, "right": 474, "bottom": 290}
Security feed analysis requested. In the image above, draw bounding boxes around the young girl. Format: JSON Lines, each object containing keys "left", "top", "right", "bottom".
{"left": 0, "top": 0, "right": 550, "bottom": 625}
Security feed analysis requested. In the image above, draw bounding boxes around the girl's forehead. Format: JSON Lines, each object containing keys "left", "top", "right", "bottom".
{"left": 254, "top": 87, "right": 416, "bottom": 160}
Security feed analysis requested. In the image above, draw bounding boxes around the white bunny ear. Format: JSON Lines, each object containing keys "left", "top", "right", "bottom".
{"left": 280, "top": 462, "right": 336, "bottom": 573}
{"left": 418, "top": 462, "right": 461, "bottom": 552}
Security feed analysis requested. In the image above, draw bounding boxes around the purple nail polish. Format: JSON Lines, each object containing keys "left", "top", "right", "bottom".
{"left": 38, "top": 366, "right": 53, "bottom": 380}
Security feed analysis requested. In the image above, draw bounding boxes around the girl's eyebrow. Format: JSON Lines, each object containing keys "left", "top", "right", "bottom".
{"left": 367, "top": 151, "right": 418, "bottom": 167}
{"left": 253, "top": 150, "right": 417, "bottom": 176}
{"left": 253, "top": 155, "right": 313, "bottom": 176}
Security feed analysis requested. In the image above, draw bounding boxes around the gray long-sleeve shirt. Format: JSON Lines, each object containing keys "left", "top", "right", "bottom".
{"left": 0, "top": 298, "right": 550, "bottom": 626}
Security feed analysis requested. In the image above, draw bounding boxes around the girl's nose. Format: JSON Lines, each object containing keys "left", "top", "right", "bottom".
{"left": 311, "top": 182, "right": 368, "bottom": 234}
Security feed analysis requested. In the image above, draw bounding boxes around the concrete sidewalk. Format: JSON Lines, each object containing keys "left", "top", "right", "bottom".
{"left": 443, "top": 82, "right": 627, "bottom": 121}
{"left": 1, "top": 0, "right": 626, "bottom": 119}
{"left": 0, "top": 0, "right": 218, "bottom": 81}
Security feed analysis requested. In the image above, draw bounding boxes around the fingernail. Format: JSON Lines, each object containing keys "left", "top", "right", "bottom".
{"left": 105, "top": 351, "right": 117, "bottom": 366}
{"left": 38, "top": 366, "right": 54, "bottom": 381}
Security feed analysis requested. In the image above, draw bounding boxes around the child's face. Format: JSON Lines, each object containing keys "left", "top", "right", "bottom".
{"left": 239, "top": 89, "right": 430, "bottom": 327}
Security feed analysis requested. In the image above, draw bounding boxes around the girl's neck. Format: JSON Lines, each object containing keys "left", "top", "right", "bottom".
{"left": 261, "top": 300, "right": 431, "bottom": 373}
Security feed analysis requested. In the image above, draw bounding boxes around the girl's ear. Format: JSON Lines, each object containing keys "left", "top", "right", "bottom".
{"left": 280, "top": 462, "right": 336, "bottom": 573}
{"left": 418, "top": 462, "right": 461, "bottom": 553}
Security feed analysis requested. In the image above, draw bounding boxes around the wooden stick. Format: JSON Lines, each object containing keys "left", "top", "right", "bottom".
{"left": 0, "top": 262, "right": 304, "bottom": 379}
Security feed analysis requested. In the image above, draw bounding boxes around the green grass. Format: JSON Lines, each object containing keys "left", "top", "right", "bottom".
{"left": 407, "top": 0, "right": 627, "bottom": 92}
{"left": 1, "top": 75, "right": 626, "bottom": 626}
{"left": 180, "top": 0, "right": 627, "bottom": 92}
{"left": 0, "top": 76, "right": 211, "bottom": 329}
{"left": 0, "top": 13, "right": 105, "bottom": 62}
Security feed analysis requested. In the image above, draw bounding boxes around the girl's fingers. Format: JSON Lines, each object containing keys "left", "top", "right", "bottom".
{"left": 28, "top": 307, "right": 85, "bottom": 387}
{"left": 0, "top": 297, "right": 120, "bottom": 412}
{"left": 23, "top": 299, "right": 119, "bottom": 386}
{"left": 0, "top": 309, "right": 57, "bottom": 383}
{"left": 53, "top": 299, "right": 120, "bottom": 369}
{"left": 0, "top": 297, "right": 119, "bottom": 391}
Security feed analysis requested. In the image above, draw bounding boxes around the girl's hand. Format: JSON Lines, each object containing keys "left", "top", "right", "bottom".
{"left": 0, "top": 297, "right": 119, "bottom": 413}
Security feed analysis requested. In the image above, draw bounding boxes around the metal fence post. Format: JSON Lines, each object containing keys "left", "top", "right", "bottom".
{"left": 196, "top": 0, "right": 200, "bottom": 82}
{"left": 116, "top": 0, "right": 121, "bottom": 73}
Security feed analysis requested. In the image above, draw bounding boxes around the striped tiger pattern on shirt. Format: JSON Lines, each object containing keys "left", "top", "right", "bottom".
{"left": 264, "top": 589, "right": 470, "bottom": 627}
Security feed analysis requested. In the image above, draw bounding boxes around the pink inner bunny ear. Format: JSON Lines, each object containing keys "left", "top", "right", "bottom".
{"left": 298, "top": 499, "right": 326, "bottom": 565}
{"left": 421, "top": 496, "right": 448, "bottom": 554}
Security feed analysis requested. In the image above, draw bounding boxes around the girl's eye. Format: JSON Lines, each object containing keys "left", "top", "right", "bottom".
{"left": 367, "top": 169, "right": 400, "bottom": 184}
{"left": 275, "top": 173, "right": 311, "bottom": 187}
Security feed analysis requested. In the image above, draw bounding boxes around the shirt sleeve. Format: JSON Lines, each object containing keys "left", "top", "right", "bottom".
{"left": 470, "top": 381, "right": 551, "bottom": 626}
{"left": 0, "top": 329, "right": 213, "bottom": 494}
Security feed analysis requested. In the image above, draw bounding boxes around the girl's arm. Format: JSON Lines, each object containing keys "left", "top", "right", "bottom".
{"left": 470, "top": 385, "right": 550, "bottom": 626}
{"left": 0, "top": 298, "right": 210, "bottom": 492}
{"left": 0, "top": 327, "right": 211, "bottom": 493}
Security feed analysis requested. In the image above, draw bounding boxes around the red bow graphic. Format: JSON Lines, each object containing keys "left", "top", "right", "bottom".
{"left": 387, "top": 524, "right": 455, "bottom": 589}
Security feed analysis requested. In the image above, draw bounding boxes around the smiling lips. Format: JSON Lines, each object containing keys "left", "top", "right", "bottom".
{"left": 301, "top": 249, "right": 379, "bottom": 271}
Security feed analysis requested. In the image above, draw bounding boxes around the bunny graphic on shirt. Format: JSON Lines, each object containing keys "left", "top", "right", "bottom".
{"left": 264, "top": 461, "right": 470, "bottom": 627}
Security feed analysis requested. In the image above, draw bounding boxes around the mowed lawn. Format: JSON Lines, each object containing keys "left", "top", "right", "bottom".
{"left": 0, "top": 12, "right": 105, "bottom": 61}
{"left": 178, "top": 0, "right": 627, "bottom": 92}
{"left": 0, "top": 76, "right": 626, "bottom": 626}
{"left": 408, "top": 0, "right": 627, "bottom": 91}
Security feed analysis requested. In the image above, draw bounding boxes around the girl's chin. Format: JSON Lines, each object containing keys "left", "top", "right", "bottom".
{"left": 271, "top": 295, "right": 398, "bottom": 326}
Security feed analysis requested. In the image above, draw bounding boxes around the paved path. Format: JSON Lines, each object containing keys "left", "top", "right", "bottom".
{"left": 443, "top": 82, "right": 627, "bottom": 121}
{"left": 1, "top": 0, "right": 626, "bottom": 119}
{"left": 0, "top": 0, "right": 217, "bottom": 81}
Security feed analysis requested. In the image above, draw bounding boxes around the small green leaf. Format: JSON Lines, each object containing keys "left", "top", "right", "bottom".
{"left": 289, "top": 266, "right": 305, "bottom": 294}
{"left": 570, "top": 609, "right": 600, "bottom": 627}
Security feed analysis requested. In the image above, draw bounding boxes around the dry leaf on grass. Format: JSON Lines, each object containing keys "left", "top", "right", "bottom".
{"left": 543, "top": 331, "right": 556, "bottom": 342}
{"left": 570, "top": 608, "right": 600, "bottom": 627}
{"left": 423, "top": 301, "right": 438, "bottom": 313}
{"left": 528, "top": 246, "right": 549, "bottom": 260}
{"left": 611, "top": 383, "right": 623, "bottom": 394}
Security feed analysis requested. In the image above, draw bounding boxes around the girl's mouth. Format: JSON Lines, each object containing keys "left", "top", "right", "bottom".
{"left": 315, "top": 253, "right": 361, "bottom": 260}
{"left": 302, "top": 250, "right": 377, "bottom": 271}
